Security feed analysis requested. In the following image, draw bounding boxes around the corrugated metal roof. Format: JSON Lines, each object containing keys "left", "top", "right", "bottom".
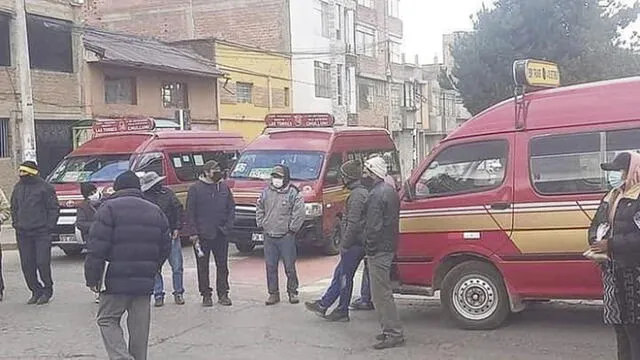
{"left": 83, "top": 28, "right": 224, "bottom": 77}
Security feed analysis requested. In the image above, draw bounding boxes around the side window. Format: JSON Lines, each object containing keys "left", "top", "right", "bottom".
{"left": 415, "top": 140, "right": 508, "bottom": 198}
{"left": 530, "top": 132, "right": 603, "bottom": 195}
{"left": 324, "top": 153, "right": 343, "bottom": 186}
{"left": 171, "top": 153, "right": 196, "bottom": 181}
{"left": 134, "top": 152, "right": 164, "bottom": 176}
{"left": 347, "top": 149, "right": 400, "bottom": 176}
{"left": 606, "top": 128, "right": 640, "bottom": 163}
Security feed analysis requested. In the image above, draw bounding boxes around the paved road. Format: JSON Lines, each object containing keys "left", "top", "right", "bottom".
{"left": 0, "top": 246, "right": 615, "bottom": 360}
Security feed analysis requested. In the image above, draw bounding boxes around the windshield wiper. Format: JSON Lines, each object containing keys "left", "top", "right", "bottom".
{"left": 231, "top": 175, "right": 265, "bottom": 181}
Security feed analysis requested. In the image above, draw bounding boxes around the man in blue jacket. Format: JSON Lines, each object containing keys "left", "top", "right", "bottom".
{"left": 186, "top": 160, "right": 235, "bottom": 307}
{"left": 85, "top": 171, "right": 171, "bottom": 360}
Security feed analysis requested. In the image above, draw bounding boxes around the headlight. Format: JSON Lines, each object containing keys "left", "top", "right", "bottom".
{"left": 305, "top": 202, "right": 323, "bottom": 217}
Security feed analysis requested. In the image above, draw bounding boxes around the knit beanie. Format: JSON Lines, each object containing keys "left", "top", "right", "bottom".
{"left": 340, "top": 160, "right": 362, "bottom": 181}
{"left": 364, "top": 156, "right": 388, "bottom": 180}
{"left": 114, "top": 170, "right": 141, "bottom": 191}
{"left": 19, "top": 161, "right": 39, "bottom": 176}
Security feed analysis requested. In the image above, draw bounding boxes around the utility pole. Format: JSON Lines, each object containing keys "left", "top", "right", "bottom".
{"left": 15, "top": 0, "right": 37, "bottom": 163}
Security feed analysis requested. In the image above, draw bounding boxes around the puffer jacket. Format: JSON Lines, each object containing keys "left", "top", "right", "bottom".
{"left": 256, "top": 184, "right": 305, "bottom": 238}
{"left": 341, "top": 181, "right": 368, "bottom": 250}
{"left": 10, "top": 176, "right": 59, "bottom": 233}
{"left": 84, "top": 188, "right": 171, "bottom": 296}
{"left": 364, "top": 178, "right": 400, "bottom": 255}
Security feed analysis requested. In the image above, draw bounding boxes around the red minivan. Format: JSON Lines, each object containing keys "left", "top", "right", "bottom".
{"left": 47, "top": 118, "right": 245, "bottom": 255}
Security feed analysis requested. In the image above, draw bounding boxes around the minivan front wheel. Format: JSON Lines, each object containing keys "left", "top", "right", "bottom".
{"left": 321, "top": 222, "right": 341, "bottom": 256}
{"left": 440, "top": 260, "right": 509, "bottom": 330}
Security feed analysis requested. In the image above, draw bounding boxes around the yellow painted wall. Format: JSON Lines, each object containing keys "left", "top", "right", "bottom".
{"left": 215, "top": 41, "right": 292, "bottom": 142}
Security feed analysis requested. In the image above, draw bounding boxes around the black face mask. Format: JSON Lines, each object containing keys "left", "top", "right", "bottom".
{"left": 211, "top": 171, "right": 223, "bottom": 182}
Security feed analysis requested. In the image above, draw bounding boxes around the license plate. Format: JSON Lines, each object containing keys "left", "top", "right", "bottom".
{"left": 58, "top": 234, "right": 76, "bottom": 243}
{"left": 251, "top": 233, "right": 264, "bottom": 243}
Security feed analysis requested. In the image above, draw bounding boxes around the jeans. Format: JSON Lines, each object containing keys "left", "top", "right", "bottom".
{"left": 359, "top": 259, "right": 372, "bottom": 303}
{"left": 615, "top": 324, "right": 640, "bottom": 360}
{"left": 154, "top": 239, "right": 184, "bottom": 299}
{"left": 195, "top": 237, "right": 230, "bottom": 298}
{"left": 16, "top": 231, "right": 53, "bottom": 297}
{"left": 320, "top": 246, "right": 365, "bottom": 312}
{"left": 264, "top": 234, "right": 299, "bottom": 295}
{"left": 97, "top": 294, "right": 151, "bottom": 360}
{"left": 368, "top": 252, "right": 403, "bottom": 338}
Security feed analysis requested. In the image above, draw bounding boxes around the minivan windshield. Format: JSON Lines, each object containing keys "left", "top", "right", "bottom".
{"left": 230, "top": 150, "right": 325, "bottom": 181}
{"left": 47, "top": 154, "right": 134, "bottom": 184}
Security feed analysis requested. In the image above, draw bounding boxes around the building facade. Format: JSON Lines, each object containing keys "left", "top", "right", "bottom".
{"left": 0, "top": 0, "right": 85, "bottom": 189}
{"left": 174, "top": 38, "right": 293, "bottom": 142}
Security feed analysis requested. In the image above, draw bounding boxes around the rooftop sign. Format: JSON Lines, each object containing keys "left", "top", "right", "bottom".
{"left": 92, "top": 118, "right": 156, "bottom": 134}
{"left": 513, "top": 59, "right": 560, "bottom": 88}
{"left": 264, "top": 113, "right": 335, "bottom": 128}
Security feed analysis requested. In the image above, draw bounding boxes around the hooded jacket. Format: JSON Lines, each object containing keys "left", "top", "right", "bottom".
{"left": 341, "top": 180, "right": 368, "bottom": 250}
{"left": 256, "top": 165, "right": 305, "bottom": 238}
{"left": 186, "top": 175, "right": 235, "bottom": 241}
{"left": 364, "top": 178, "right": 400, "bottom": 255}
{"left": 84, "top": 188, "right": 171, "bottom": 295}
{"left": 10, "top": 175, "right": 59, "bottom": 233}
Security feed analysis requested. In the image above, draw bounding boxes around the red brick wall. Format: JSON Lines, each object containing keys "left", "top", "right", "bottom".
{"left": 87, "top": 0, "right": 291, "bottom": 53}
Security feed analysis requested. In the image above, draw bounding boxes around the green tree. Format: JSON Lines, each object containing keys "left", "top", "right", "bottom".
{"left": 449, "top": 0, "right": 640, "bottom": 116}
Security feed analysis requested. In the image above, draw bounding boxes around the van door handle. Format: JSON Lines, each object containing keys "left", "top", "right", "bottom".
{"left": 490, "top": 203, "right": 511, "bottom": 210}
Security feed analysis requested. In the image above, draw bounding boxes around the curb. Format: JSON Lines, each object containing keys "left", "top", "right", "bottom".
{"left": 1, "top": 242, "right": 17, "bottom": 251}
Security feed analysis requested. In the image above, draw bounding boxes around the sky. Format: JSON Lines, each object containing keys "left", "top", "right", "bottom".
{"left": 401, "top": 0, "right": 640, "bottom": 65}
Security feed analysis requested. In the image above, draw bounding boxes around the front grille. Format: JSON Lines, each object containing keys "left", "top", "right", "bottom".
{"left": 234, "top": 205, "right": 257, "bottom": 230}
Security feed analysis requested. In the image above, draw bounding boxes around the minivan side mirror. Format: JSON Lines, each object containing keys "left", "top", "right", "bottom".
{"left": 403, "top": 179, "right": 416, "bottom": 202}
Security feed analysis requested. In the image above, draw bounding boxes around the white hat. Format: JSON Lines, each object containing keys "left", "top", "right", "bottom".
{"left": 138, "top": 171, "right": 166, "bottom": 192}
{"left": 364, "top": 156, "right": 388, "bottom": 179}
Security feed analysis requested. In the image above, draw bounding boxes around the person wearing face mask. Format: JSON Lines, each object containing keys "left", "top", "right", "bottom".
{"left": 10, "top": 161, "right": 60, "bottom": 305}
{"left": 76, "top": 182, "right": 100, "bottom": 244}
{"left": 590, "top": 152, "right": 640, "bottom": 359}
{"left": 256, "top": 164, "right": 305, "bottom": 306}
{"left": 305, "top": 160, "right": 369, "bottom": 321}
{"left": 186, "top": 160, "right": 235, "bottom": 307}
{"left": 362, "top": 156, "right": 404, "bottom": 350}
{"left": 139, "top": 172, "right": 185, "bottom": 307}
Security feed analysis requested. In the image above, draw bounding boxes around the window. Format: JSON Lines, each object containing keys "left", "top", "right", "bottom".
{"left": 404, "top": 81, "right": 416, "bottom": 109}
{"left": 0, "top": 13, "right": 10, "bottom": 67}
{"left": 415, "top": 140, "right": 508, "bottom": 197}
{"left": 133, "top": 152, "right": 164, "bottom": 176}
{"left": 347, "top": 149, "right": 401, "bottom": 178}
{"left": 387, "top": 0, "right": 400, "bottom": 18}
{"left": 104, "top": 77, "right": 137, "bottom": 105}
{"left": 236, "top": 82, "right": 253, "bottom": 104}
{"left": 162, "top": 82, "right": 188, "bottom": 108}
{"left": 337, "top": 64, "right": 343, "bottom": 105}
{"left": 530, "top": 132, "right": 603, "bottom": 195}
{"left": 357, "top": 0, "right": 374, "bottom": 8}
{"left": 391, "top": 85, "right": 402, "bottom": 113}
{"left": 0, "top": 118, "right": 9, "bottom": 158}
{"left": 359, "top": 83, "right": 373, "bottom": 109}
{"left": 284, "top": 87, "right": 290, "bottom": 107}
{"left": 27, "top": 14, "right": 73, "bottom": 72}
{"left": 374, "top": 81, "right": 386, "bottom": 97}
{"left": 230, "top": 150, "right": 325, "bottom": 181}
{"left": 390, "top": 39, "right": 402, "bottom": 64}
{"left": 356, "top": 28, "right": 376, "bottom": 57}
{"left": 320, "top": 1, "right": 331, "bottom": 38}
{"left": 324, "top": 153, "right": 343, "bottom": 186}
{"left": 335, "top": 4, "right": 343, "bottom": 40}
{"left": 314, "top": 61, "right": 331, "bottom": 98}
{"left": 171, "top": 151, "right": 237, "bottom": 182}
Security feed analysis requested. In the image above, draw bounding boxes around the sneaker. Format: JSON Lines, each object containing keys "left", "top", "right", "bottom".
{"left": 218, "top": 294, "right": 232, "bottom": 306}
{"left": 350, "top": 301, "right": 374, "bottom": 311}
{"left": 265, "top": 293, "right": 280, "bottom": 306}
{"left": 324, "top": 309, "right": 350, "bottom": 322}
{"left": 154, "top": 297, "right": 164, "bottom": 307}
{"left": 373, "top": 336, "right": 405, "bottom": 350}
{"left": 304, "top": 300, "right": 327, "bottom": 317}
{"left": 174, "top": 294, "right": 185, "bottom": 305}
{"left": 36, "top": 294, "right": 51, "bottom": 305}
{"left": 375, "top": 334, "right": 386, "bottom": 341}
{"left": 27, "top": 294, "right": 39, "bottom": 305}
{"left": 202, "top": 295, "right": 214, "bottom": 307}
{"left": 288, "top": 293, "right": 300, "bottom": 304}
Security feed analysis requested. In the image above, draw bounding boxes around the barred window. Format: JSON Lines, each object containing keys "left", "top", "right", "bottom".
{"left": 0, "top": 119, "right": 9, "bottom": 158}
{"left": 314, "top": 61, "right": 331, "bottom": 98}
{"left": 236, "top": 82, "right": 253, "bottom": 103}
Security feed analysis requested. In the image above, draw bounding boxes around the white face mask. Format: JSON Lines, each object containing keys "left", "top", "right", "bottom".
{"left": 88, "top": 192, "right": 100, "bottom": 201}
{"left": 607, "top": 171, "right": 624, "bottom": 188}
{"left": 271, "top": 177, "right": 284, "bottom": 189}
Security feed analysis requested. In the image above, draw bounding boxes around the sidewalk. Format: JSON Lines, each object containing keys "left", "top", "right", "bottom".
{"left": 1, "top": 224, "right": 16, "bottom": 250}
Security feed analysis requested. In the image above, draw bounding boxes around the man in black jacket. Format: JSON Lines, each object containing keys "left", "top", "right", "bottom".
{"left": 362, "top": 156, "right": 404, "bottom": 350}
{"left": 10, "top": 161, "right": 59, "bottom": 305}
{"left": 186, "top": 160, "right": 235, "bottom": 307}
{"left": 85, "top": 171, "right": 171, "bottom": 360}
{"left": 305, "top": 160, "right": 368, "bottom": 321}
{"left": 139, "top": 172, "right": 185, "bottom": 307}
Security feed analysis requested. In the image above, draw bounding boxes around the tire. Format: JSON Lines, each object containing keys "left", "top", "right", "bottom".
{"left": 59, "top": 245, "right": 83, "bottom": 256}
{"left": 321, "top": 222, "right": 341, "bottom": 256}
{"left": 235, "top": 243, "right": 256, "bottom": 254}
{"left": 440, "top": 260, "right": 510, "bottom": 330}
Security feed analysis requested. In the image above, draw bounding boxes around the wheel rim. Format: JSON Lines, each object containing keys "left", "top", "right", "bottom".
{"left": 451, "top": 274, "right": 498, "bottom": 321}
